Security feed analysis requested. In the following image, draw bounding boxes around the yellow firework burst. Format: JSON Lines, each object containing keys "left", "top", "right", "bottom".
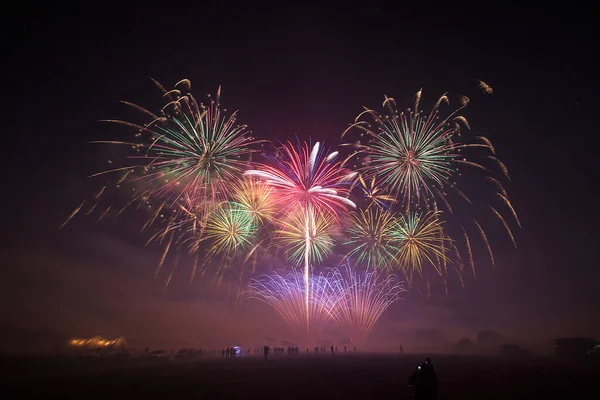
{"left": 232, "top": 176, "right": 277, "bottom": 225}
{"left": 204, "top": 202, "right": 256, "bottom": 257}
{"left": 394, "top": 211, "right": 450, "bottom": 276}
{"left": 344, "top": 208, "right": 401, "bottom": 271}
{"left": 276, "top": 208, "right": 335, "bottom": 267}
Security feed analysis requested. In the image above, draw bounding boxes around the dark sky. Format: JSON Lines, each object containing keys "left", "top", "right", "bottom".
{"left": 2, "top": 3, "right": 598, "bottom": 351}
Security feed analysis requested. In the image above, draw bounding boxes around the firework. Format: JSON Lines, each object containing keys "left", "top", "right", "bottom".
{"left": 245, "top": 265, "right": 405, "bottom": 342}
{"left": 63, "top": 79, "right": 263, "bottom": 287}
{"left": 64, "top": 78, "right": 519, "bottom": 299}
{"left": 342, "top": 91, "right": 461, "bottom": 204}
{"left": 276, "top": 209, "right": 336, "bottom": 267}
{"left": 203, "top": 202, "right": 257, "bottom": 258}
{"left": 115, "top": 83, "right": 260, "bottom": 223}
{"left": 343, "top": 208, "right": 400, "bottom": 271}
{"left": 342, "top": 86, "right": 518, "bottom": 286}
{"left": 245, "top": 141, "right": 356, "bottom": 333}
{"left": 245, "top": 142, "right": 356, "bottom": 216}
{"left": 232, "top": 176, "right": 278, "bottom": 225}
{"left": 245, "top": 269, "right": 345, "bottom": 335}
{"left": 329, "top": 263, "right": 405, "bottom": 342}
{"left": 394, "top": 211, "right": 450, "bottom": 278}
{"left": 355, "top": 174, "right": 397, "bottom": 210}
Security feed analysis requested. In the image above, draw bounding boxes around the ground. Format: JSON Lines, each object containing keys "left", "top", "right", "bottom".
{"left": 2, "top": 353, "right": 598, "bottom": 399}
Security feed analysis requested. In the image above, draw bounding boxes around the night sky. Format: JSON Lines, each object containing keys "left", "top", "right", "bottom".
{"left": 2, "top": 3, "right": 598, "bottom": 352}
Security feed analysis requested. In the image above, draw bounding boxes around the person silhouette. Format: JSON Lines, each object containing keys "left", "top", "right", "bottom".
{"left": 263, "top": 345, "right": 270, "bottom": 360}
{"left": 408, "top": 357, "right": 439, "bottom": 400}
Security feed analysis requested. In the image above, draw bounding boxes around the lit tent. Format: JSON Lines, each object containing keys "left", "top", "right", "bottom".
{"left": 69, "top": 335, "right": 128, "bottom": 352}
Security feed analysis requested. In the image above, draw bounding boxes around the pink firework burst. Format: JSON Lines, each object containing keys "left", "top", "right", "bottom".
{"left": 244, "top": 141, "right": 356, "bottom": 218}
{"left": 245, "top": 141, "right": 356, "bottom": 334}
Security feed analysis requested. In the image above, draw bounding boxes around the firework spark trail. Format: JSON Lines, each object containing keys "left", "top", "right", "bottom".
{"left": 189, "top": 253, "right": 199, "bottom": 286}
{"left": 59, "top": 200, "right": 86, "bottom": 230}
{"left": 245, "top": 269, "right": 345, "bottom": 334}
{"left": 462, "top": 227, "right": 476, "bottom": 277}
{"left": 85, "top": 197, "right": 101, "bottom": 216}
{"left": 97, "top": 205, "right": 112, "bottom": 222}
{"left": 477, "top": 80, "right": 494, "bottom": 94}
{"left": 142, "top": 199, "right": 167, "bottom": 231}
{"left": 155, "top": 229, "right": 174, "bottom": 278}
{"left": 473, "top": 219, "right": 495, "bottom": 267}
{"left": 489, "top": 206, "right": 517, "bottom": 247}
{"left": 245, "top": 141, "right": 356, "bottom": 335}
{"left": 497, "top": 192, "right": 521, "bottom": 228}
{"left": 328, "top": 263, "right": 406, "bottom": 339}
{"left": 485, "top": 156, "right": 511, "bottom": 180}
{"left": 245, "top": 265, "right": 405, "bottom": 341}
{"left": 486, "top": 176, "right": 507, "bottom": 197}
{"left": 356, "top": 174, "right": 397, "bottom": 210}
{"left": 433, "top": 187, "right": 453, "bottom": 213}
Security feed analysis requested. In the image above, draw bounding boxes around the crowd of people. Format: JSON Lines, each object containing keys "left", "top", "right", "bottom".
{"left": 141, "top": 345, "right": 441, "bottom": 398}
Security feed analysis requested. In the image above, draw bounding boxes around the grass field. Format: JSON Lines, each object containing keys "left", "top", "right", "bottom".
{"left": 2, "top": 353, "right": 598, "bottom": 399}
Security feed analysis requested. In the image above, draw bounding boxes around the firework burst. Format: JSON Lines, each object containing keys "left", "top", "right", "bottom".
{"left": 276, "top": 209, "right": 336, "bottom": 267}
{"left": 245, "top": 141, "right": 356, "bottom": 333}
{"left": 329, "top": 263, "right": 405, "bottom": 343}
{"left": 62, "top": 79, "right": 263, "bottom": 287}
{"left": 245, "top": 269, "right": 345, "bottom": 335}
{"left": 202, "top": 202, "right": 257, "bottom": 258}
{"left": 342, "top": 90, "right": 462, "bottom": 204}
{"left": 343, "top": 208, "right": 400, "bottom": 271}
{"left": 111, "top": 82, "right": 260, "bottom": 223}
{"left": 394, "top": 211, "right": 450, "bottom": 278}
{"left": 232, "top": 176, "right": 278, "bottom": 225}
{"left": 245, "top": 265, "right": 405, "bottom": 342}
{"left": 342, "top": 85, "right": 518, "bottom": 288}
{"left": 245, "top": 141, "right": 356, "bottom": 216}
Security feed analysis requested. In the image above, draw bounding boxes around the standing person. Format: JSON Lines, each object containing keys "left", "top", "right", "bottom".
{"left": 330, "top": 345, "right": 334, "bottom": 355}
{"left": 400, "top": 344, "right": 404, "bottom": 354}
{"left": 408, "top": 358, "right": 439, "bottom": 400}
{"left": 263, "top": 345, "right": 270, "bottom": 360}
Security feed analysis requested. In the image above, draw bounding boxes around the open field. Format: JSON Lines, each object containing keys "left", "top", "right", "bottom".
{"left": 2, "top": 353, "right": 598, "bottom": 399}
